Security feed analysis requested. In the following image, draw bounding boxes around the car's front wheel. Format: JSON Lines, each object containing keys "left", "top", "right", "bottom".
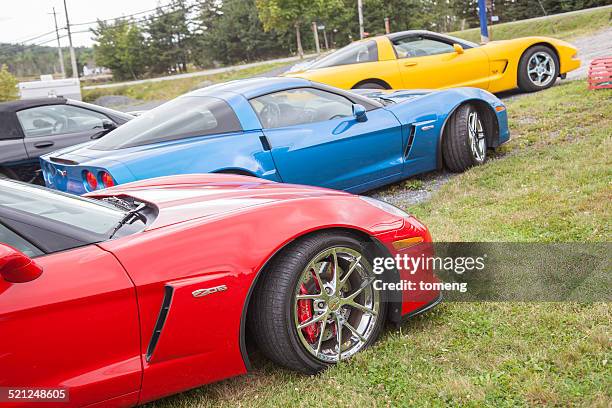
{"left": 518, "top": 46, "right": 559, "bottom": 92}
{"left": 442, "top": 104, "right": 488, "bottom": 172}
{"left": 249, "top": 232, "right": 386, "bottom": 374}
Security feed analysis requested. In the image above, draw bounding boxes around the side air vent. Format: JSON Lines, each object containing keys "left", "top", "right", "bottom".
{"left": 259, "top": 135, "right": 271, "bottom": 151}
{"left": 404, "top": 125, "right": 416, "bottom": 159}
{"left": 146, "top": 285, "right": 174, "bottom": 362}
{"left": 49, "top": 157, "right": 79, "bottom": 165}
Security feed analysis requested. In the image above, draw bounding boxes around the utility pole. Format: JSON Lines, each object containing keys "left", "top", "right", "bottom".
{"left": 50, "top": 7, "right": 66, "bottom": 78}
{"left": 63, "top": 0, "right": 79, "bottom": 78}
{"left": 357, "top": 0, "right": 364, "bottom": 39}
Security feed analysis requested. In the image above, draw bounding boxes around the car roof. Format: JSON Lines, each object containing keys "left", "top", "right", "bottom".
{"left": 386, "top": 30, "right": 478, "bottom": 48}
{"left": 0, "top": 97, "right": 67, "bottom": 113}
{"left": 187, "top": 77, "right": 312, "bottom": 99}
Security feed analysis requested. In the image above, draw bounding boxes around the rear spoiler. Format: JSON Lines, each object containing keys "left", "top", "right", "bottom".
{"left": 49, "top": 157, "right": 80, "bottom": 165}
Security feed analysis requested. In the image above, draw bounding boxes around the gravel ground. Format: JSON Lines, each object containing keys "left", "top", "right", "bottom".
{"left": 368, "top": 171, "right": 455, "bottom": 206}
{"left": 95, "top": 28, "right": 610, "bottom": 206}
{"left": 566, "top": 27, "right": 612, "bottom": 80}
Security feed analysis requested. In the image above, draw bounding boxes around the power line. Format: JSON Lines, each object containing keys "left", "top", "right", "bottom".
{"left": 10, "top": 29, "right": 59, "bottom": 45}
{"left": 1, "top": 0, "right": 199, "bottom": 52}
{"left": 0, "top": 30, "right": 91, "bottom": 52}
{"left": 70, "top": 1, "right": 181, "bottom": 27}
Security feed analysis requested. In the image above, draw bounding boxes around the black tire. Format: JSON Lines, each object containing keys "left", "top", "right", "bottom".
{"left": 353, "top": 81, "right": 387, "bottom": 90}
{"left": 442, "top": 104, "right": 488, "bottom": 173}
{"left": 215, "top": 170, "right": 256, "bottom": 178}
{"left": 517, "top": 45, "right": 559, "bottom": 92}
{"left": 248, "top": 231, "right": 387, "bottom": 374}
{"left": 0, "top": 168, "right": 19, "bottom": 181}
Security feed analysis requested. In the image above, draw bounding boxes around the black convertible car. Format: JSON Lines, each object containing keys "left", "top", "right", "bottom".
{"left": 0, "top": 98, "right": 133, "bottom": 183}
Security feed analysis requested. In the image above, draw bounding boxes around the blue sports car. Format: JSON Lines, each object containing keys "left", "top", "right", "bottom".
{"left": 40, "top": 77, "right": 509, "bottom": 195}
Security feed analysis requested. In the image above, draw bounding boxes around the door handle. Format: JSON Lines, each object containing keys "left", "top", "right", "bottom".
{"left": 34, "top": 141, "right": 55, "bottom": 148}
{"left": 403, "top": 61, "right": 418, "bottom": 67}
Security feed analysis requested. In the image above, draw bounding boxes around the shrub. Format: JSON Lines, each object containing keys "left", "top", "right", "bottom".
{"left": 0, "top": 65, "right": 18, "bottom": 102}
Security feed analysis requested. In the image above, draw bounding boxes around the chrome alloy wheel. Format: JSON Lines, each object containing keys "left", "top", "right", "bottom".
{"left": 527, "top": 52, "right": 556, "bottom": 87}
{"left": 468, "top": 110, "right": 486, "bottom": 162}
{"left": 293, "top": 247, "right": 380, "bottom": 363}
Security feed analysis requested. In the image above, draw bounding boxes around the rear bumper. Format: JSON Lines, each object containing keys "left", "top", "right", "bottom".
{"left": 40, "top": 157, "right": 134, "bottom": 195}
{"left": 496, "top": 108, "right": 510, "bottom": 145}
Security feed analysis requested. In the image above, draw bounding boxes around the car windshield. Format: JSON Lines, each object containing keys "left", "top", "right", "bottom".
{"left": 308, "top": 40, "right": 378, "bottom": 70}
{"left": 90, "top": 96, "right": 241, "bottom": 150}
{"left": 0, "top": 180, "right": 127, "bottom": 235}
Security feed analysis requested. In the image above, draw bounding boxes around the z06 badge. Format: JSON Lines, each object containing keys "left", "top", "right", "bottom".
{"left": 192, "top": 285, "right": 228, "bottom": 298}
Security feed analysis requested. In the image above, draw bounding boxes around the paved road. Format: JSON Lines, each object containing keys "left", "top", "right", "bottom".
{"left": 566, "top": 27, "right": 612, "bottom": 80}
{"left": 83, "top": 54, "right": 317, "bottom": 90}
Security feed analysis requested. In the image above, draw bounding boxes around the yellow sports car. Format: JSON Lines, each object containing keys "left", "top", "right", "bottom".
{"left": 286, "top": 30, "right": 580, "bottom": 93}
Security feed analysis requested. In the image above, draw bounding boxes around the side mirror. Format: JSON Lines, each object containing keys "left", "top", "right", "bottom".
{"left": 0, "top": 244, "right": 43, "bottom": 283}
{"left": 352, "top": 104, "right": 368, "bottom": 122}
{"left": 102, "top": 120, "right": 117, "bottom": 131}
{"left": 91, "top": 120, "right": 117, "bottom": 140}
{"left": 453, "top": 43, "right": 464, "bottom": 54}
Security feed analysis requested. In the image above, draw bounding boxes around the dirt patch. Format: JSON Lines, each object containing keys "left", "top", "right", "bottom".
{"left": 368, "top": 171, "right": 456, "bottom": 206}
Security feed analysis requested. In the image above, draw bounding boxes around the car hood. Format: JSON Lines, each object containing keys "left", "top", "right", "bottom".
{"left": 85, "top": 174, "right": 350, "bottom": 230}
{"left": 351, "top": 88, "right": 435, "bottom": 103}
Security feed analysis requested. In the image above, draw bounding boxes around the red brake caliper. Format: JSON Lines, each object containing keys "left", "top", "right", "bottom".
{"left": 297, "top": 270, "right": 321, "bottom": 344}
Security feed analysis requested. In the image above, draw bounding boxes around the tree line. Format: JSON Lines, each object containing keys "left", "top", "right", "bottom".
{"left": 1, "top": 0, "right": 608, "bottom": 80}
{"left": 0, "top": 43, "right": 91, "bottom": 79}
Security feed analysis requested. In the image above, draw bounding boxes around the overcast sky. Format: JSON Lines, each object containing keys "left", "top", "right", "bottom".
{"left": 1, "top": 0, "right": 164, "bottom": 47}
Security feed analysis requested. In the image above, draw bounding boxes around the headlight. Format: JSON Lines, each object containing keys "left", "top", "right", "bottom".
{"left": 359, "top": 196, "right": 411, "bottom": 218}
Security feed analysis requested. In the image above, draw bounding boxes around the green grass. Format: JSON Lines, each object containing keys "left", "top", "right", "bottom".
{"left": 449, "top": 6, "right": 611, "bottom": 42}
{"left": 145, "top": 82, "right": 611, "bottom": 407}
{"left": 411, "top": 81, "right": 611, "bottom": 242}
{"left": 82, "top": 62, "right": 290, "bottom": 103}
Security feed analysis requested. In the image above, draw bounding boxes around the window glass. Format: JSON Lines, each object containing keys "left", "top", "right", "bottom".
{"left": 392, "top": 37, "right": 455, "bottom": 58}
{"left": 17, "top": 105, "right": 109, "bottom": 137}
{"left": 309, "top": 40, "right": 378, "bottom": 69}
{"left": 0, "top": 180, "right": 127, "bottom": 236}
{"left": 91, "top": 96, "right": 241, "bottom": 150}
{"left": 0, "top": 223, "right": 43, "bottom": 258}
{"left": 251, "top": 88, "right": 354, "bottom": 129}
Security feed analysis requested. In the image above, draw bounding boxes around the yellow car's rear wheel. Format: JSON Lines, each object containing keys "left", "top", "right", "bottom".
{"left": 353, "top": 80, "right": 390, "bottom": 90}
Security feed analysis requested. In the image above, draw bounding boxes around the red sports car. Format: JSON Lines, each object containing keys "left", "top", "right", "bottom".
{"left": 0, "top": 175, "right": 439, "bottom": 407}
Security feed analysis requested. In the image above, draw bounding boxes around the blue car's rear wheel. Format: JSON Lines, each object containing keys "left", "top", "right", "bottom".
{"left": 442, "top": 104, "right": 487, "bottom": 172}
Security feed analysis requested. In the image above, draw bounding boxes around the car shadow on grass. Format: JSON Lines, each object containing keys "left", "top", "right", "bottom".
{"left": 144, "top": 305, "right": 447, "bottom": 407}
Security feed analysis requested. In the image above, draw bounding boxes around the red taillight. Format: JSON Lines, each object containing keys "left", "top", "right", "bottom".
{"left": 100, "top": 172, "right": 115, "bottom": 188}
{"left": 84, "top": 171, "right": 98, "bottom": 190}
